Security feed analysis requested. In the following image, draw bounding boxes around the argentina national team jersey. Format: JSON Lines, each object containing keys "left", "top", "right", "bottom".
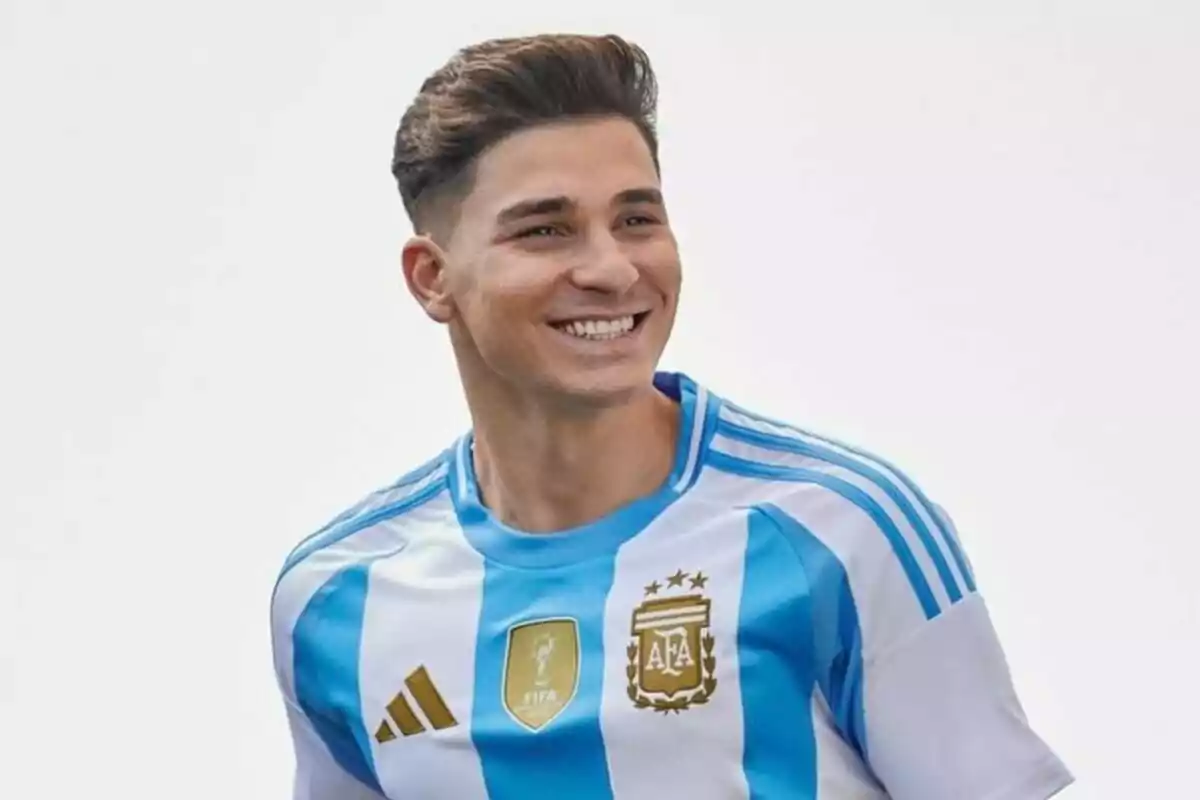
{"left": 271, "top": 373, "right": 1074, "bottom": 800}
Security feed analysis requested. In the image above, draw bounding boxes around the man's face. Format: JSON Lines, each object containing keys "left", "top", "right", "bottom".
{"left": 417, "top": 117, "right": 681, "bottom": 407}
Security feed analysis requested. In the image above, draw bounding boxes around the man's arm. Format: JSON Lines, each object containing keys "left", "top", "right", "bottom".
{"left": 861, "top": 590, "right": 1073, "bottom": 800}
{"left": 862, "top": 505, "right": 1073, "bottom": 799}
{"left": 763, "top": 499, "right": 1073, "bottom": 800}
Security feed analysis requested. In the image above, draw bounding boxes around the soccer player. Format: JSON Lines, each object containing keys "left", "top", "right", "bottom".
{"left": 270, "top": 33, "right": 1074, "bottom": 800}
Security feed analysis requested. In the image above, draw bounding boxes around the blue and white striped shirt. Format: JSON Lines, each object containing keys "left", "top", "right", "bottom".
{"left": 271, "top": 372, "right": 1072, "bottom": 799}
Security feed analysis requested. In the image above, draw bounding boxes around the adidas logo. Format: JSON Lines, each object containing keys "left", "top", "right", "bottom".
{"left": 375, "top": 665, "right": 458, "bottom": 743}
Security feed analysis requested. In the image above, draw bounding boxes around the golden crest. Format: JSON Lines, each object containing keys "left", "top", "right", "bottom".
{"left": 627, "top": 569, "right": 717, "bottom": 714}
{"left": 503, "top": 618, "right": 580, "bottom": 732}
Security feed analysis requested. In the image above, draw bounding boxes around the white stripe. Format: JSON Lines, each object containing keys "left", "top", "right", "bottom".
{"left": 718, "top": 405, "right": 968, "bottom": 596}
{"left": 673, "top": 385, "right": 710, "bottom": 492}
{"left": 362, "top": 501, "right": 491, "bottom": 799}
{"left": 602, "top": 493, "right": 750, "bottom": 799}
{"left": 633, "top": 614, "right": 710, "bottom": 631}
{"left": 634, "top": 604, "right": 710, "bottom": 622}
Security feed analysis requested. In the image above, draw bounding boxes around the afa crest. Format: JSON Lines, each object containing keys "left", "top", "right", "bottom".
{"left": 627, "top": 569, "right": 718, "bottom": 714}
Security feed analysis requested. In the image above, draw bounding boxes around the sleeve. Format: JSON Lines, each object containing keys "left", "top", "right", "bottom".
{"left": 857, "top": 509, "right": 1075, "bottom": 800}
{"left": 863, "top": 593, "right": 1073, "bottom": 800}
{"left": 761, "top": 494, "right": 1073, "bottom": 800}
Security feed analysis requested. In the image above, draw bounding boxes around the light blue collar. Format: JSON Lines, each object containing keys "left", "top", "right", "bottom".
{"left": 448, "top": 372, "right": 718, "bottom": 568}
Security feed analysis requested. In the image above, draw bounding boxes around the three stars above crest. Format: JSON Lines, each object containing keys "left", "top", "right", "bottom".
{"left": 644, "top": 569, "right": 708, "bottom": 596}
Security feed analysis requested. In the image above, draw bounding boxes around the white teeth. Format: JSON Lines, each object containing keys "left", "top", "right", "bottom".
{"left": 556, "top": 315, "right": 637, "bottom": 340}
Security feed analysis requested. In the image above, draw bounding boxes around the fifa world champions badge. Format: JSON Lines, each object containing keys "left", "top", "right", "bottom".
{"left": 503, "top": 618, "right": 581, "bottom": 732}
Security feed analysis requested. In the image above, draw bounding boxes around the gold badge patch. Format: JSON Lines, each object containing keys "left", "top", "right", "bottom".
{"left": 627, "top": 569, "right": 717, "bottom": 714}
{"left": 503, "top": 618, "right": 580, "bottom": 731}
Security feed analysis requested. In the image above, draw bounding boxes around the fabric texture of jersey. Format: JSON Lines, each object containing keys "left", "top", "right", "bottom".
{"left": 270, "top": 372, "right": 1074, "bottom": 800}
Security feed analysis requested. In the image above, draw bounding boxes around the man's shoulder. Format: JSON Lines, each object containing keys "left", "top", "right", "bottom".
{"left": 704, "top": 393, "right": 951, "bottom": 546}
{"left": 276, "top": 447, "right": 454, "bottom": 582}
{"left": 708, "top": 394, "right": 921, "bottom": 492}
{"left": 706, "top": 391, "right": 974, "bottom": 617}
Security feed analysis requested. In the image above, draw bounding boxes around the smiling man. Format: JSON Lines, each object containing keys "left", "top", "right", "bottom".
{"left": 270, "top": 33, "right": 1074, "bottom": 800}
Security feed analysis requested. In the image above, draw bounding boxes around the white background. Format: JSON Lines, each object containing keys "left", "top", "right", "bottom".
{"left": 1, "top": 1, "right": 1196, "bottom": 797}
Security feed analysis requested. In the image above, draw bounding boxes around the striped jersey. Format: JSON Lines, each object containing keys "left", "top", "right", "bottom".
{"left": 270, "top": 372, "right": 1073, "bottom": 800}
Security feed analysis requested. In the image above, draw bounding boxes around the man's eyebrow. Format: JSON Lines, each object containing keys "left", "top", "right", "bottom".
{"left": 495, "top": 196, "right": 572, "bottom": 225}
{"left": 614, "top": 187, "right": 664, "bottom": 206}
{"left": 493, "top": 188, "right": 665, "bottom": 226}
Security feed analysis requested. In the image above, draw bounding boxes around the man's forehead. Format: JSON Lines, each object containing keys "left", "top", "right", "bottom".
{"left": 465, "top": 120, "right": 660, "bottom": 215}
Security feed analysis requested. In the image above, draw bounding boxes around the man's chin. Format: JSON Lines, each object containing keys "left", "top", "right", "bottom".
{"left": 538, "top": 362, "right": 657, "bottom": 411}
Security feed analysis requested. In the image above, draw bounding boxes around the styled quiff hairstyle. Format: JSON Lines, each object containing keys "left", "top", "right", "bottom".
{"left": 391, "top": 34, "right": 661, "bottom": 236}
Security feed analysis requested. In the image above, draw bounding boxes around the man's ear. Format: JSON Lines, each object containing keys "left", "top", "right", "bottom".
{"left": 401, "top": 235, "right": 455, "bottom": 323}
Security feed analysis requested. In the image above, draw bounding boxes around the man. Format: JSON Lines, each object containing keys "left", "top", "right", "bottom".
{"left": 270, "top": 33, "right": 1074, "bottom": 799}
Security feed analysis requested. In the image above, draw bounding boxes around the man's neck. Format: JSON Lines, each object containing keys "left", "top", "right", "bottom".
{"left": 467, "top": 383, "right": 680, "bottom": 534}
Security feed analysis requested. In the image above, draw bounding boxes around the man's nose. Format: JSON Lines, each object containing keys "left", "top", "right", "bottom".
{"left": 568, "top": 233, "right": 639, "bottom": 294}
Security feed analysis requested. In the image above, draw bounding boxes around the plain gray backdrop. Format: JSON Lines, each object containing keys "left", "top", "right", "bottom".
{"left": 2, "top": 1, "right": 1197, "bottom": 797}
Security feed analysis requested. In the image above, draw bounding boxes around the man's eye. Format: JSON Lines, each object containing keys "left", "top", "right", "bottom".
{"left": 623, "top": 214, "right": 658, "bottom": 227}
{"left": 516, "top": 224, "right": 562, "bottom": 238}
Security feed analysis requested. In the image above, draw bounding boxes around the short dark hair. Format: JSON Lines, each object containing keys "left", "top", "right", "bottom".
{"left": 391, "top": 33, "right": 661, "bottom": 236}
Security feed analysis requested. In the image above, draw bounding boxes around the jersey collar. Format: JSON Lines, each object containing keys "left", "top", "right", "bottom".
{"left": 449, "top": 372, "right": 720, "bottom": 568}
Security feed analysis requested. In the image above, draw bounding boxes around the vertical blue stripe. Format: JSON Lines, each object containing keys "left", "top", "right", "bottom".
{"left": 710, "top": 450, "right": 940, "bottom": 619}
{"left": 728, "top": 402, "right": 976, "bottom": 593}
{"left": 471, "top": 559, "right": 617, "bottom": 799}
{"left": 293, "top": 563, "right": 382, "bottom": 792}
{"left": 740, "top": 509, "right": 819, "bottom": 799}
{"left": 719, "top": 420, "right": 964, "bottom": 604}
{"left": 757, "top": 505, "right": 867, "bottom": 760}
